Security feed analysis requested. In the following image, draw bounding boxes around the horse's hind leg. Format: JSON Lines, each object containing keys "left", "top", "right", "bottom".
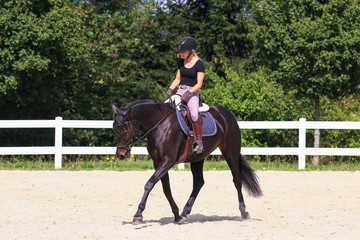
{"left": 161, "top": 173, "right": 181, "bottom": 222}
{"left": 222, "top": 149, "right": 250, "bottom": 219}
{"left": 177, "top": 160, "right": 205, "bottom": 224}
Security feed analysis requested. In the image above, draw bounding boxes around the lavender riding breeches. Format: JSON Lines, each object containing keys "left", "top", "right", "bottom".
{"left": 176, "top": 87, "right": 200, "bottom": 122}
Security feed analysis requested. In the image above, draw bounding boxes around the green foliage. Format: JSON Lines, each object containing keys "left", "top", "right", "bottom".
{"left": 319, "top": 95, "right": 360, "bottom": 149}
{"left": 159, "top": 0, "right": 252, "bottom": 62}
{"left": 201, "top": 64, "right": 313, "bottom": 148}
{"left": 247, "top": 0, "right": 360, "bottom": 163}
{"left": 202, "top": 65, "right": 311, "bottom": 121}
{"left": 1, "top": 0, "right": 360, "bottom": 167}
{"left": 195, "top": 0, "right": 252, "bottom": 61}
{"left": 248, "top": 0, "right": 360, "bottom": 101}
{"left": 0, "top": 0, "right": 168, "bottom": 146}
{"left": 0, "top": 0, "right": 46, "bottom": 95}
{"left": 0, "top": 0, "right": 90, "bottom": 119}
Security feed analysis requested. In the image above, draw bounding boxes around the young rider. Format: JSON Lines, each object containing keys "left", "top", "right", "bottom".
{"left": 166, "top": 37, "right": 205, "bottom": 154}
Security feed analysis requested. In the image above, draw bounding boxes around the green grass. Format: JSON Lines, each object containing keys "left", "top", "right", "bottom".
{"left": 0, "top": 156, "right": 359, "bottom": 171}
{"left": 250, "top": 160, "right": 360, "bottom": 171}
{"left": 0, "top": 159, "right": 154, "bottom": 171}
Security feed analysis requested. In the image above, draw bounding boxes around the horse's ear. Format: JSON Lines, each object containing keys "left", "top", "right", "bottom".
{"left": 111, "top": 104, "right": 120, "bottom": 115}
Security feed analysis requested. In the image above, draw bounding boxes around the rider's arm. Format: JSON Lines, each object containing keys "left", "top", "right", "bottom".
{"left": 190, "top": 71, "right": 204, "bottom": 93}
{"left": 169, "top": 69, "right": 181, "bottom": 90}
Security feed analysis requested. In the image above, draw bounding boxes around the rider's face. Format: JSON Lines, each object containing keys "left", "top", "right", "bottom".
{"left": 180, "top": 50, "right": 191, "bottom": 59}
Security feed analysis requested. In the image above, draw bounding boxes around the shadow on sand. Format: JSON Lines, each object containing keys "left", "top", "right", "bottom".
{"left": 122, "top": 214, "right": 262, "bottom": 228}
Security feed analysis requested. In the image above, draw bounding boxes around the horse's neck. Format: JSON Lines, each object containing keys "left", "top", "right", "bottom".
{"left": 130, "top": 101, "right": 166, "bottom": 129}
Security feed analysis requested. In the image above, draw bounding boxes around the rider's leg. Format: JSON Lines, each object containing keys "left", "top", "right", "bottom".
{"left": 192, "top": 116, "right": 203, "bottom": 154}
{"left": 186, "top": 93, "right": 203, "bottom": 154}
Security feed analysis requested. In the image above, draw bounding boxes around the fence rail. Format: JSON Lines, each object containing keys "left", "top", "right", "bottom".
{"left": 1, "top": 117, "right": 360, "bottom": 169}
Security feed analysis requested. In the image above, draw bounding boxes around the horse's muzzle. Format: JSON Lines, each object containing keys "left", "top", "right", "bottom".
{"left": 115, "top": 148, "right": 131, "bottom": 160}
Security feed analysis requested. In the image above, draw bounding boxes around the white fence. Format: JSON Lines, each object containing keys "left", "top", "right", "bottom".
{"left": 1, "top": 117, "right": 360, "bottom": 169}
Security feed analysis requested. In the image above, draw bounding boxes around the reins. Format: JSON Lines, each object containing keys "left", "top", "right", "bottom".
{"left": 116, "top": 104, "right": 177, "bottom": 150}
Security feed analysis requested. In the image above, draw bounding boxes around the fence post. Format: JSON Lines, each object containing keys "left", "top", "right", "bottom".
{"left": 298, "top": 118, "right": 306, "bottom": 169}
{"left": 178, "top": 163, "right": 185, "bottom": 170}
{"left": 55, "top": 116, "right": 63, "bottom": 169}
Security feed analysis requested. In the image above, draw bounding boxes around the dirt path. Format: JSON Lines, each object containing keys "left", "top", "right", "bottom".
{"left": 1, "top": 170, "right": 359, "bottom": 240}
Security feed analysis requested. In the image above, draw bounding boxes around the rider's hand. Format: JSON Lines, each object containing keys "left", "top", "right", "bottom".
{"left": 181, "top": 90, "right": 191, "bottom": 102}
{"left": 166, "top": 88, "right": 173, "bottom": 98}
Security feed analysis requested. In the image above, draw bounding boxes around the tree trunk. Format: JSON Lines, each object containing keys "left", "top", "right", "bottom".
{"left": 312, "top": 98, "right": 321, "bottom": 165}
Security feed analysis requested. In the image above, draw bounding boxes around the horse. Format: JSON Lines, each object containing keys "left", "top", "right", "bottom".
{"left": 111, "top": 99, "right": 262, "bottom": 225}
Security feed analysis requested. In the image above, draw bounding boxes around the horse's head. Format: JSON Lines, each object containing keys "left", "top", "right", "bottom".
{"left": 112, "top": 104, "right": 137, "bottom": 160}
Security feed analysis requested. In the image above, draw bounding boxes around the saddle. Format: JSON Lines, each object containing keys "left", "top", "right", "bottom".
{"left": 164, "top": 95, "right": 217, "bottom": 163}
{"left": 164, "top": 95, "right": 217, "bottom": 137}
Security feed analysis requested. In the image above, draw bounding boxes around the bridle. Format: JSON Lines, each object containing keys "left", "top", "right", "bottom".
{"left": 115, "top": 109, "right": 174, "bottom": 151}
{"left": 115, "top": 121, "right": 138, "bottom": 151}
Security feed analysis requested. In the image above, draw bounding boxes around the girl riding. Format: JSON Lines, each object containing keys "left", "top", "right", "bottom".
{"left": 166, "top": 37, "right": 205, "bottom": 154}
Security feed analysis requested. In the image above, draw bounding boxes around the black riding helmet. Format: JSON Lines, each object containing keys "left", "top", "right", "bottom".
{"left": 176, "top": 37, "right": 197, "bottom": 52}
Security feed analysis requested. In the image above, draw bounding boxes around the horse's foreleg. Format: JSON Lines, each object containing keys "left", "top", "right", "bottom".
{"left": 177, "top": 160, "right": 205, "bottom": 224}
{"left": 132, "top": 162, "right": 174, "bottom": 224}
{"left": 161, "top": 173, "right": 181, "bottom": 222}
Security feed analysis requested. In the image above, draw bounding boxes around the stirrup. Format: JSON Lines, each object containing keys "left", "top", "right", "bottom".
{"left": 192, "top": 141, "right": 204, "bottom": 154}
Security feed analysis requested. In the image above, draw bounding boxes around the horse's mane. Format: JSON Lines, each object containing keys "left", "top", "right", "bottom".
{"left": 115, "top": 99, "right": 166, "bottom": 124}
{"left": 121, "top": 99, "right": 163, "bottom": 112}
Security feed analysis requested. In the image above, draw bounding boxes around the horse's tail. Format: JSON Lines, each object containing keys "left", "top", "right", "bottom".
{"left": 239, "top": 154, "right": 263, "bottom": 198}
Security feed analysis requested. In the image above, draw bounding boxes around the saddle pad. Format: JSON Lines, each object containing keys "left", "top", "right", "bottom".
{"left": 175, "top": 108, "right": 217, "bottom": 137}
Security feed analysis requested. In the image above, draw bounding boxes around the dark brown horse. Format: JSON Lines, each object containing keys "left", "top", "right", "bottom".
{"left": 111, "top": 100, "right": 262, "bottom": 224}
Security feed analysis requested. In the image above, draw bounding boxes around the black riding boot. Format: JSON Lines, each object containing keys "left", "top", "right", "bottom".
{"left": 192, "top": 117, "right": 204, "bottom": 154}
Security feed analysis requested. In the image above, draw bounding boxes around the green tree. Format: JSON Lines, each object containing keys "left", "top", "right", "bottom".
{"left": 201, "top": 65, "right": 313, "bottom": 150}
{"left": 248, "top": 0, "right": 360, "bottom": 164}
{"left": 196, "top": 0, "right": 252, "bottom": 61}
{"left": 0, "top": 0, "right": 165, "bottom": 117}
{"left": 0, "top": 0, "right": 165, "bottom": 146}
{"left": 160, "top": 0, "right": 252, "bottom": 61}
{"left": 0, "top": 0, "right": 91, "bottom": 120}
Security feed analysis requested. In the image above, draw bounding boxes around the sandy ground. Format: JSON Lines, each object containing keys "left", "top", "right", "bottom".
{"left": 0, "top": 170, "right": 359, "bottom": 240}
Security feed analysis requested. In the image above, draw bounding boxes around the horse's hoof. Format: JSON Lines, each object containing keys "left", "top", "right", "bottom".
{"left": 174, "top": 216, "right": 188, "bottom": 225}
{"left": 241, "top": 212, "right": 250, "bottom": 220}
{"left": 132, "top": 217, "right": 143, "bottom": 225}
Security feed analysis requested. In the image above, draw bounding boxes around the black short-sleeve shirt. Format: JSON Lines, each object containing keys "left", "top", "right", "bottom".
{"left": 177, "top": 59, "right": 205, "bottom": 87}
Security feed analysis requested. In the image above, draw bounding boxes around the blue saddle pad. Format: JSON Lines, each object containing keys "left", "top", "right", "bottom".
{"left": 175, "top": 108, "right": 217, "bottom": 137}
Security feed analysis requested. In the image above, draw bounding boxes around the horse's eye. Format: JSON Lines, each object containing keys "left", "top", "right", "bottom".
{"left": 119, "top": 125, "right": 128, "bottom": 134}
{"left": 113, "top": 125, "right": 126, "bottom": 136}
